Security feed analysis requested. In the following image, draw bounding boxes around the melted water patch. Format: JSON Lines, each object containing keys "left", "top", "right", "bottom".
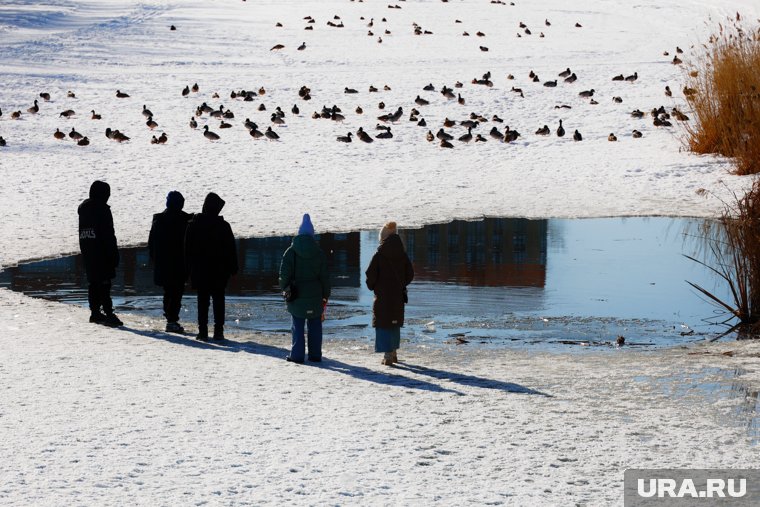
{"left": 0, "top": 217, "right": 735, "bottom": 349}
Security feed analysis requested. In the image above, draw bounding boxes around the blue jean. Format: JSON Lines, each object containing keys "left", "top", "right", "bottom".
{"left": 291, "top": 316, "right": 322, "bottom": 361}
{"left": 375, "top": 326, "right": 401, "bottom": 353}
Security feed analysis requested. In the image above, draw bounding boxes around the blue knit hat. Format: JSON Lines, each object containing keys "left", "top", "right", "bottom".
{"left": 298, "top": 213, "right": 315, "bottom": 236}
{"left": 166, "top": 190, "right": 185, "bottom": 210}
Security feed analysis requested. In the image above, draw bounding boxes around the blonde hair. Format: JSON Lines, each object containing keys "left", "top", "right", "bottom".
{"left": 379, "top": 221, "right": 397, "bottom": 241}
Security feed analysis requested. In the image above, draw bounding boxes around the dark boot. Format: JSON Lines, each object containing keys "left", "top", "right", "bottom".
{"left": 103, "top": 313, "right": 123, "bottom": 327}
{"left": 196, "top": 326, "right": 209, "bottom": 342}
{"left": 89, "top": 312, "right": 108, "bottom": 324}
{"left": 212, "top": 325, "right": 224, "bottom": 341}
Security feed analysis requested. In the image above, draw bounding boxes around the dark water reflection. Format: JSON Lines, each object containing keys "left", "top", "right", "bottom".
{"left": 0, "top": 217, "right": 733, "bottom": 348}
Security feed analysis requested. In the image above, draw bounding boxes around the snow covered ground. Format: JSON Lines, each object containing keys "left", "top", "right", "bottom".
{"left": 1, "top": 289, "right": 759, "bottom": 505}
{"left": 1, "top": 0, "right": 760, "bottom": 504}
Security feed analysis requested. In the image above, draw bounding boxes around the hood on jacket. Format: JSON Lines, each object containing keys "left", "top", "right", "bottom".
{"left": 202, "top": 192, "right": 225, "bottom": 216}
{"left": 166, "top": 190, "right": 185, "bottom": 211}
{"left": 292, "top": 234, "right": 321, "bottom": 259}
{"left": 89, "top": 180, "right": 110, "bottom": 204}
{"left": 298, "top": 213, "right": 315, "bottom": 236}
{"left": 378, "top": 233, "right": 406, "bottom": 259}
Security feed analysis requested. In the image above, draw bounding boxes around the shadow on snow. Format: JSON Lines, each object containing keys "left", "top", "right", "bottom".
{"left": 120, "top": 326, "right": 549, "bottom": 397}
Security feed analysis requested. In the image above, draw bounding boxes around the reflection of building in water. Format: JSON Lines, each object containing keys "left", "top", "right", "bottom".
{"left": 0, "top": 255, "right": 86, "bottom": 295}
{"left": 0, "top": 233, "right": 362, "bottom": 300}
{"left": 232, "top": 232, "right": 361, "bottom": 294}
{"left": 3, "top": 221, "right": 544, "bottom": 298}
{"left": 399, "top": 218, "right": 547, "bottom": 287}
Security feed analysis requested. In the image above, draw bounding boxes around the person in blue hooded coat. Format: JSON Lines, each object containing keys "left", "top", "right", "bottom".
{"left": 279, "top": 214, "right": 331, "bottom": 363}
{"left": 78, "top": 180, "right": 123, "bottom": 327}
{"left": 149, "top": 190, "right": 191, "bottom": 334}
{"left": 185, "top": 192, "right": 238, "bottom": 341}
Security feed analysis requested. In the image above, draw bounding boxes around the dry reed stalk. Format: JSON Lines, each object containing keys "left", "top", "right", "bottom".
{"left": 683, "top": 17, "right": 760, "bottom": 175}
{"left": 687, "top": 179, "right": 760, "bottom": 328}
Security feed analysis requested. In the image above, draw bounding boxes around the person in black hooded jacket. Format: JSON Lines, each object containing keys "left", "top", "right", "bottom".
{"left": 78, "top": 180, "right": 123, "bottom": 327}
{"left": 185, "top": 192, "right": 238, "bottom": 341}
{"left": 149, "top": 190, "right": 191, "bottom": 334}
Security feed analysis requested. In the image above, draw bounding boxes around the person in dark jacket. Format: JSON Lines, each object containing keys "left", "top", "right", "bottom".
{"left": 279, "top": 214, "right": 331, "bottom": 363}
{"left": 365, "top": 222, "right": 414, "bottom": 365}
{"left": 149, "top": 191, "right": 191, "bottom": 334}
{"left": 185, "top": 192, "right": 238, "bottom": 341}
{"left": 78, "top": 180, "right": 123, "bottom": 327}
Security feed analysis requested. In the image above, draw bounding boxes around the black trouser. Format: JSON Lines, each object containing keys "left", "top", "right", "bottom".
{"left": 197, "top": 287, "right": 225, "bottom": 331}
{"left": 162, "top": 280, "right": 185, "bottom": 323}
{"left": 88, "top": 279, "right": 113, "bottom": 315}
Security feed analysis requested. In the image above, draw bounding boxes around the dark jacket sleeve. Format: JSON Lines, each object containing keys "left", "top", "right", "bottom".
{"left": 279, "top": 248, "right": 294, "bottom": 291}
{"left": 148, "top": 214, "right": 159, "bottom": 261}
{"left": 365, "top": 253, "right": 378, "bottom": 291}
{"left": 184, "top": 219, "right": 195, "bottom": 273}
{"left": 404, "top": 254, "right": 414, "bottom": 286}
{"left": 319, "top": 252, "right": 331, "bottom": 300}
{"left": 225, "top": 222, "right": 238, "bottom": 277}
{"left": 105, "top": 207, "right": 119, "bottom": 269}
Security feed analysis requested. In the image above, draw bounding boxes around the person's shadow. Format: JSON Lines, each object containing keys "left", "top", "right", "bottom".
{"left": 392, "top": 363, "right": 551, "bottom": 397}
{"left": 120, "top": 326, "right": 549, "bottom": 397}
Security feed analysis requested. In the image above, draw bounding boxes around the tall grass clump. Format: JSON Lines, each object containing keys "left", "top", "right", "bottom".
{"left": 687, "top": 180, "right": 760, "bottom": 331}
{"left": 683, "top": 16, "right": 760, "bottom": 175}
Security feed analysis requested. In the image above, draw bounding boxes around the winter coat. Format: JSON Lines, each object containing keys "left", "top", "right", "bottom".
{"left": 78, "top": 182, "right": 119, "bottom": 282}
{"left": 185, "top": 194, "right": 238, "bottom": 290}
{"left": 279, "top": 235, "right": 331, "bottom": 319}
{"left": 365, "top": 234, "right": 414, "bottom": 328}
{"left": 148, "top": 208, "right": 191, "bottom": 286}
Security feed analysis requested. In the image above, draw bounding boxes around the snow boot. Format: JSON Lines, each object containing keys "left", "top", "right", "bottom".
{"left": 103, "top": 313, "right": 123, "bottom": 327}
{"left": 165, "top": 321, "right": 185, "bottom": 334}
{"left": 196, "top": 326, "right": 209, "bottom": 342}
{"left": 89, "top": 312, "right": 108, "bottom": 324}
